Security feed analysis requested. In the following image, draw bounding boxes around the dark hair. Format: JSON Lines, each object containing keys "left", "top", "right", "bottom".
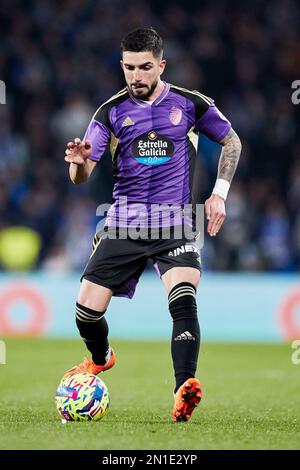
{"left": 120, "top": 27, "right": 163, "bottom": 58}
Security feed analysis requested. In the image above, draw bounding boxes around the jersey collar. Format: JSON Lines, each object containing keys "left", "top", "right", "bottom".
{"left": 128, "top": 82, "right": 170, "bottom": 107}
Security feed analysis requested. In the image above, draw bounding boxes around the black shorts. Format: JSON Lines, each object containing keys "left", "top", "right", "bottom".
{"left": 81, "top": 229, "right": 201, "bottom": 299}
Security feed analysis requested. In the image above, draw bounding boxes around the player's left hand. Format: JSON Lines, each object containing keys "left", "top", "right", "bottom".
{"left": 204, "top": 194, "right": 226, "bottom": 237}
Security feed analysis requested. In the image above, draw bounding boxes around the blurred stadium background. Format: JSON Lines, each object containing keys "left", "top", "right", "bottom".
{"left": 0, "top": 0, "right": 299, "bottom": 343}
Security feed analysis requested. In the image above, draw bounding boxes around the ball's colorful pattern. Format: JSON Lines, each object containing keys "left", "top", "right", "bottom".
{"left": 55, "top": 372, "right": 110, "bottom": 421}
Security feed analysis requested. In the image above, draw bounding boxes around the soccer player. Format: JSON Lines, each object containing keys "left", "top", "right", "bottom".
{"left": 64, "top": 28, "right": 241, "bottom": 421}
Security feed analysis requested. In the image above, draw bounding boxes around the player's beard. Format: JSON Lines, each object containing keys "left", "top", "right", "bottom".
{"left": 130, "top": 79, "right": 158, "bottom": 101}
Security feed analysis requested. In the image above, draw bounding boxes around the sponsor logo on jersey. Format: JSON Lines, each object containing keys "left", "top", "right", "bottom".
{"left": 148, "top": 130, "right": 157, "bottom": 140}
{"left": 131, "top": 131, "right": 175, "bottom": 165}
{"left": 169, "top": 106, "right": 182, "bottom": 125}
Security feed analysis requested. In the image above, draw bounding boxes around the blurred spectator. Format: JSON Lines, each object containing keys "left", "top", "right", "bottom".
{"left": 258, "top": 199, "right": 294, "bottom": 271}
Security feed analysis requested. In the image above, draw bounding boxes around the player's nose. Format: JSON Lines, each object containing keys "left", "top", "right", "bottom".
{"left": 133, "top": 70, "right": 142, "bottom": 81}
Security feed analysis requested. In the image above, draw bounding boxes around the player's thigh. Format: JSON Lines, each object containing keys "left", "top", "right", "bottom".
{"left": 161, "top": 266, "right": 201, "bottom": 294}
{"left": 77, "top": 279, "right": 113, "bottom": 311}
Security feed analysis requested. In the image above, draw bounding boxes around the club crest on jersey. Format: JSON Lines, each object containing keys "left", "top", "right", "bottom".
{"left": 131, "top": 131, "right": 175, "bottom": 166}
{"left": 169, "top": 106, "right": 182, "bottom": 126}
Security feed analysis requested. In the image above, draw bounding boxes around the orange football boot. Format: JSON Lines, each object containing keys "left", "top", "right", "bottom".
{"left": 63, "top": 348, "right": 116, "bottom": 379}
{"left": 172, "top": 378, "right": 202, "bottom": 422}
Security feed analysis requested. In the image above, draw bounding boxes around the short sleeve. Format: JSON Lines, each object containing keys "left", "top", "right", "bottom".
{"left": 195, "top": 104, "right": 231, "bottom": 142}
{"left": 83, "top": 119, "right": 111, "bottom": 162}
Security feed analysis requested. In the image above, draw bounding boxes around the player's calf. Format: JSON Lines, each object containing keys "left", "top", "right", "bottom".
{"left": 168, "top": 282, "right": 200, "bottom": 393}
{"left": 75, "top": 302, "right": 110, "bottom": 365}
{"left": 63, "top": 302, "right": 116, "bottom": 378}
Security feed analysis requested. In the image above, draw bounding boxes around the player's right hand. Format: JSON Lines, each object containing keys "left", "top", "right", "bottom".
{"left": 64, "top": 138, "right": 92, "bottom": 165}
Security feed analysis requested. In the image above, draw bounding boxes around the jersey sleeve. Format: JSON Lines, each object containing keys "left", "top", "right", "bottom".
{"left": 83, "top": 104, "right": 112, "bottom": 162}
{"left": 195, "top": 104, "right": 231, "bottom": 142}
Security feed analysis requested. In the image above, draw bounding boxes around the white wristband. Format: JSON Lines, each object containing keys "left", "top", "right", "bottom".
{"left": 212, "top": 178, "right": 230, "bottom": 200}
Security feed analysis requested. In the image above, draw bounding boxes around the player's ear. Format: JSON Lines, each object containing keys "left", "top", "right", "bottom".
{"left": 159, "top": 59, "right": 167, "bottom": 75}
{"left": 120, "top": 60, "right": 124, "bottom": 71}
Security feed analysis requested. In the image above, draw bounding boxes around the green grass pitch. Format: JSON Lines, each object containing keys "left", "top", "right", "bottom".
{"left": 0, "top": 338, "right": 299, "bottom": 450}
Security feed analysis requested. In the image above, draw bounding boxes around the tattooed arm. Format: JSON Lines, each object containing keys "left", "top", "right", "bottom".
{"left": 205, "top": 128, "right": 242, "bottom": 236}
{"left": 216, "top": 128, "right": 242, "bottom": 184}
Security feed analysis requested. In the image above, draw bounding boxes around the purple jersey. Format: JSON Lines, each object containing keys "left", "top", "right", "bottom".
{"left": 84, "top": 83, "right": 231, "bottom": 229}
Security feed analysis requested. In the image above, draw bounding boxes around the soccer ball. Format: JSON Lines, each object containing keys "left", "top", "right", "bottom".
{"left": 55, "top": 372, "right": 110, "bottom": 422}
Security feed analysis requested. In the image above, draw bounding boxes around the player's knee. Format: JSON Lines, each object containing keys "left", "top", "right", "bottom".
{"left": 77, "top": 279, "right": 112, "bottom": 311}
{"left": 193, "top": 270, "right": 201, "bottom": 288}
{"left": 168, "top": 282, "right": 198, "bottom": 322}
{"left": 75, "top": 302, "right": 108, "bottom": 339}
